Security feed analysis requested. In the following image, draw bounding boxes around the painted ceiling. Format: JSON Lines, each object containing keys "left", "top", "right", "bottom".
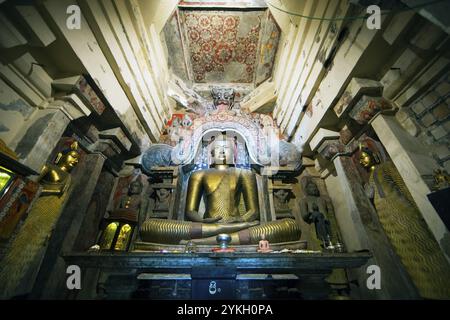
{"left": 162, "top": 7, "right": 280, "bottom": 87}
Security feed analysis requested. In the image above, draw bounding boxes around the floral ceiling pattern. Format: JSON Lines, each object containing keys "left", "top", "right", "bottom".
{"left": 163, "top": 9, "right": 280, "bottom": 85}
{"left": 184, "top": 11, "right": 261, "bottom": 83}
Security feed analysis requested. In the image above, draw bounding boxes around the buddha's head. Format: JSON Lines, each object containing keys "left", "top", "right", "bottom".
{"left": 129, "top": 178, "right": 143, "bottom": 195}
{"left": 359, "top": 144, "right": 379, "bottom": 171}
{"left": 359, "top": 151, "right": 373, "bottom": 168}
{"left": 305, "top": 180, "right": 320, "bottom": 197}
{"left": 210, "top": 136, "right": 235, "bottom": 166}
{"left": 56, "top": 141, "right": 80, "bottom": 172}
{"left": 274, "top": 189, "right": 289, "bottom": 202}
{"left": 156, "top": 188, "right": 170, "bottom": 200}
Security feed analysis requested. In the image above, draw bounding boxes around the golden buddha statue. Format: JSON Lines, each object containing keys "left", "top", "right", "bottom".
{"left": 359, "top": 143, "right": 450, "bottom": 299}
{"left": 141, "top": 135, "right": 301, "bottom": 245}
{"left": 38, "top": 141, "right": 80, "bottom": 196}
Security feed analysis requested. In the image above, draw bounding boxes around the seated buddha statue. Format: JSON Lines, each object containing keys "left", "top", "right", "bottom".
{"left": 141, "top": 135, "right": 301, "bottom": 245}
{"left": 38, "top": 141, "right": 80, "bottom": 196}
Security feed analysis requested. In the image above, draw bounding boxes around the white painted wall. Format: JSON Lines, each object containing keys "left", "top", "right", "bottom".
{"left": 137, "top": 0, "right": 178, "bottom": 34}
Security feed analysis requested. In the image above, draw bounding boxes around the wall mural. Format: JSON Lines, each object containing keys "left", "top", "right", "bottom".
{"left": 255, "top": 13, "right": 280, "bottom": 86}
{"left": 162, "top": 11, "right": 189, "bottom": 81}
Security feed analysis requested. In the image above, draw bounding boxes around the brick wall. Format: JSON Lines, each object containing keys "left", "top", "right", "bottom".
{"left": 407, "top": 72, "right": 450, "bottom": 171}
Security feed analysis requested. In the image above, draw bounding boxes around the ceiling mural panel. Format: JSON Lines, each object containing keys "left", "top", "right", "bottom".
{"left": 162, "top": 7, "right": 280, "bottom": 87}
{"left": 255, "top": 13, "right": 280, "bottom": 86}
{"left": 182, "top": 10, "right": 264, "bottom": 83}
{"left": 162, "top": 11, "right": 189, "bottom": 81}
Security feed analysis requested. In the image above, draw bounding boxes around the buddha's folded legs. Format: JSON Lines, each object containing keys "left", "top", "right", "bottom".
{"left": 140, "top": 219, "right": 258, "bottom": 244}
{"left": 140, "top": 218, "right": 301, "bottom": 245}
{"left": 189, "top": 218, "right": 302, "bottom": 245}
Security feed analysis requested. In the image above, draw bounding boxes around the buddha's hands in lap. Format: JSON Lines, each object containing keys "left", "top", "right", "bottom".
{"left": 241, "top": 209, "right": 258, "bottom": 223}
{"left": 225, "top": 217, "right": 259, "bottom": 226}
{"left": 186, "top": 210, "right": 222, "bottom": 223}
{"left": 202, "top": 217, "right": 222, "bottom": 223}
{"left": 178, "top": 220, "right": 260, "bottom": 245}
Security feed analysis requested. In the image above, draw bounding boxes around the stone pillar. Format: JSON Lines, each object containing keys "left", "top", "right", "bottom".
{"left": 371, "top": 114, "right": 450, "bottom": 260}
{"left": 12, "top": 82, "right": 95, "bottom": 173}
{"left": 30, "top": 153, "right": 106, "bottom": 299}
{"left": 72, "top": 171, "right": 116, "bottom": 252}
{"left": 326, "top": 154, "right": 419, "bottom": 299}
{"left": 309, "top": 130, "right": 419, "bottom": 299}
{"left": 13, "top": 108, "right": 70, "bottom": 172}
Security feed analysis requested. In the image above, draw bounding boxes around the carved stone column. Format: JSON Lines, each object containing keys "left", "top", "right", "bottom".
{"left": 371, "top": 114, "right": 450, "bottom": 261}
{"left": 309, "top": 129, "right": 419, "bottom": 299}
{"left": 327, "top": 152, "right": 419, "bottom": 299}
{"left": 13, "top": 108, "right": 71, "bottom": 173}
{"left": 30, "top": 153, "right": 106, "bottom": 299}
{"left": 332, "top": 77, "right": 395, "bottom": 145}
{"left": 12, "top": 74, "right": 110, "bottom": 174}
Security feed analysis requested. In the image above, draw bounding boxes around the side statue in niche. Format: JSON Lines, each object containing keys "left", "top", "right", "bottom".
{"left": 299, "top": 178, "right": 338, "bottom": 249}
{"left": 99, "top": 177, "right": 143, "bottom": 251}
{"left": 273, "top": 189, "right": 294, "bottom": 218}
{"left": 359, "top": 142, "right": 450, "bottom": 299}
{"left": 115, "top": 177, "right": 143, "bottom": 216}
{"left": 39, "top": 141, "right": 80, "bottom": 196}
{"left": 141, "top": 135, "right": 301, "bottom": 245}
{"left": 153, "top": 188, "right": 171, "bottom": 213}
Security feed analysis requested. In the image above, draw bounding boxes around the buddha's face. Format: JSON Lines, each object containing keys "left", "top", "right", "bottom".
{"left": 59, "top": 151, "right": 79, "bottom": 170}
{"left": 129, "top": 181, "right": 142, "bottom": 195}
{"left": 359, "top": 151, "right": 373, "bottom": 169}
{"left": 305, "top": 181, "right": 320, "bottom": 197}
{"left": 211, "top": 140, "right": 234, "bottom": 165}
{"left": 156, "top": 188, "right": 170, "bottom": 199}
{"left": 274, "top": 189, "right": 289, "bottom": 202}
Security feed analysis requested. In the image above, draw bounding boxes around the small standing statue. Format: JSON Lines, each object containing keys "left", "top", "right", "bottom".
{"left": 299, "top": 178, "right": 339, "bottom": 250}
{"left": 39, "top": 141, "right": 80, "bottom": 196}
{"left": 308, "top": 204, "right": 333, "bottom": 249}
{"left": 257, "top": 234, "right": 272, "bottom": 253}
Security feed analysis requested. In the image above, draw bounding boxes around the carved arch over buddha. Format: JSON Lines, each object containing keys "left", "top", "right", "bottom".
{"left": 171, "top": 113, "right": 276, "bottom": 166}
